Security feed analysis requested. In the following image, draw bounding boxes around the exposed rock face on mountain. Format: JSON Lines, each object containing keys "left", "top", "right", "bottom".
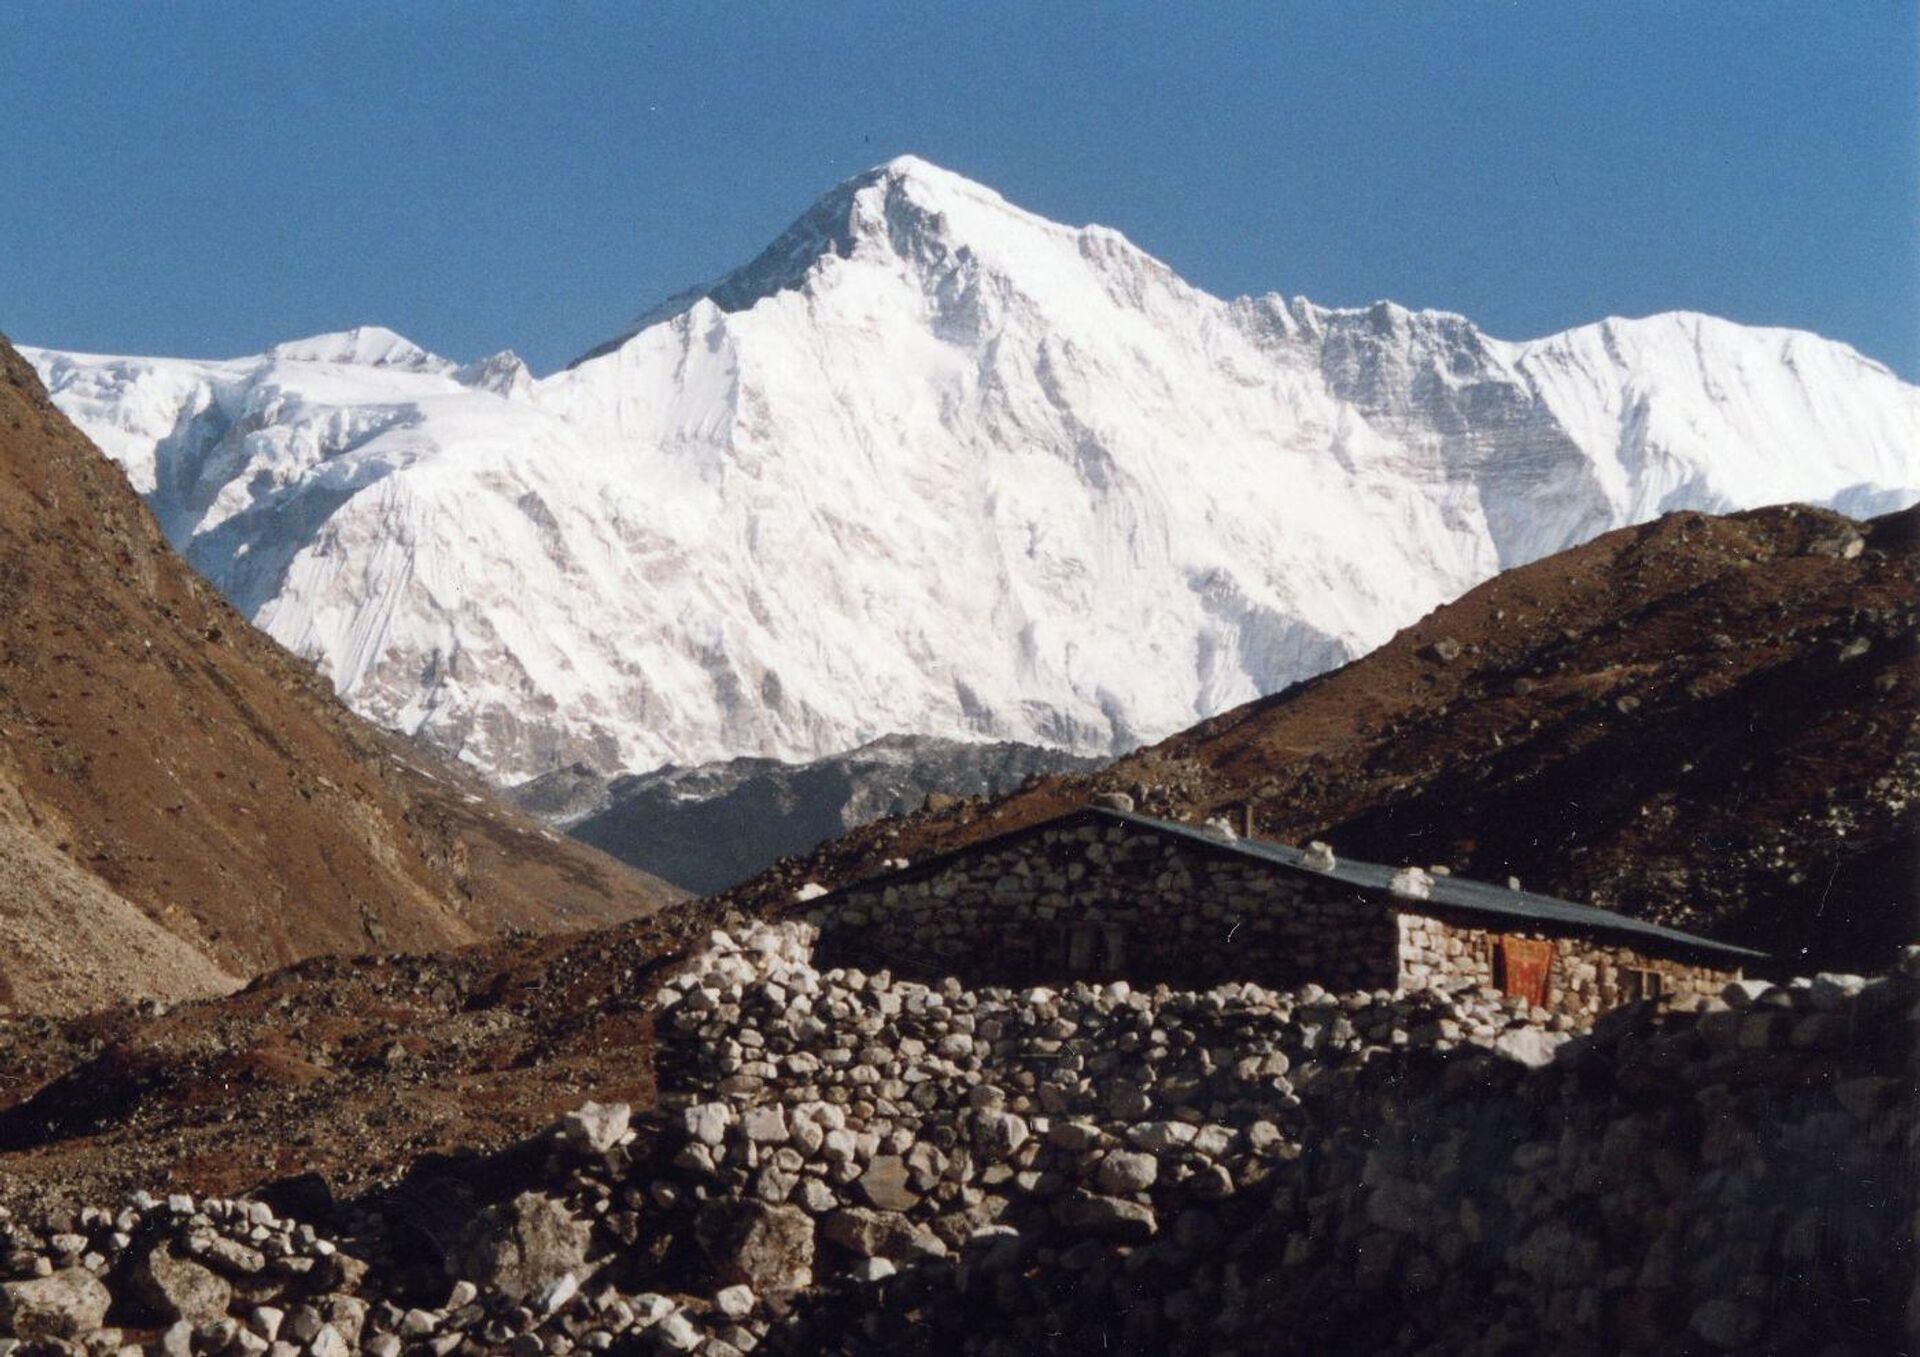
{"left": 714, "top": 505, "right": 1917, "bottom": 970}
{"left": 0, "top": 338, "right": 675, "bottom": 1016}
{"left": 24, "top": 159, "right": 1919, "bottom": 784}
{"left": 510, "top": 735, "right": 1103, "bottom": 894}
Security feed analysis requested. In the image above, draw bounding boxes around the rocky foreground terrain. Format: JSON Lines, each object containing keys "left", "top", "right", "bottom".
{"left": 1, "top": 920, "right": 1912, "bottom": 1354}
{"left": 0, "top": 339, "right": 677, "bottom": 1015}
{"left": 0, "top": 905, "right": 727, "bottom": 1216}
{"left": 717, "top": 504, "right": 1918, "bottom": 971}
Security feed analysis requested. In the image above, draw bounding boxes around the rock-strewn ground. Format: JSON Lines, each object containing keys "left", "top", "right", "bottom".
{"left": 0, "top": 905, "right": 724, "bottom": 1218}
{"left": 5, "top": 923, "right": 1912, "bottom": 1355}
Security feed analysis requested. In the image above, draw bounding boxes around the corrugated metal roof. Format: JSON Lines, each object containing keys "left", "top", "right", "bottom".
{"left": 1091, "top": 808, "right": 1766, "bottom": 962}
{"left": 822, "top": 805, "right": 1767, "bottom": 964}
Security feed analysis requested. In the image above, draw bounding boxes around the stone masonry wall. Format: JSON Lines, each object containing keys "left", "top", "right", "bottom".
{"left": 813, "top": 819, "right": 1741, "bottom": 1020}
{"left": 811, "top": 820, "right": 1400, "bottom": 994}
{"left": 1396, "top": 912, "right": 1738, "bottom": 1021}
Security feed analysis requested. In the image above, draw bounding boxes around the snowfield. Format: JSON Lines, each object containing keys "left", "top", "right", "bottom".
{"left": 24, "top": 156, "right": 1920, "bottom": 783}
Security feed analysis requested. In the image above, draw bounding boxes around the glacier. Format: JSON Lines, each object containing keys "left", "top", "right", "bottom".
{"left": 22, "top": 155, "right": 1920, "bottom": 784}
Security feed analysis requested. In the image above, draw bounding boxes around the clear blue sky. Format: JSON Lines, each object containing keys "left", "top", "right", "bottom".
{"left": 3, "top": 3, "right": 1914, "bottom": 376}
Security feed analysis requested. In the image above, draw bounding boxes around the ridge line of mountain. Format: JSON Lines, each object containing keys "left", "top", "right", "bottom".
{"left": 20, "top": 156, "right": 1919, "bottom": 788}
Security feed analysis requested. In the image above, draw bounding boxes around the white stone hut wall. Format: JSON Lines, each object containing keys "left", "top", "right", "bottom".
{"left": 1394, "top": 912, "right": 1737, "bottom": 1019}
{"left": 811, "top": 817, "right": 1744, "bottom": 1016}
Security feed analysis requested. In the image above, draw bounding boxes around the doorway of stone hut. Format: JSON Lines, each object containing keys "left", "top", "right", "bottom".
{"left": 1064, "top": 921, "right": 1128, "bottom": 976}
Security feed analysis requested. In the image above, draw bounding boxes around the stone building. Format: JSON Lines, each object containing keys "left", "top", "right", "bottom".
{"left": 806, "top": 806, "right": 1762, "bottom": 1019}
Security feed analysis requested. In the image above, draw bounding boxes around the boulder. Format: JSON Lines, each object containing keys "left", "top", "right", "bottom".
{"left": 740, "top": 1105, "right": 789, "bottom": 1145}
{"left": 971, "top": 1110, "right": 1030, "bottom": 1160}
{"left": 1095, "top": 1150, "right": 1159, "bottom": 1195}
{"left": 1127, "top": 1121, "right": 1195, "bottom": 1153}
{"left": 132, "top": 1246, "right": 233, "bottom": 1324}
{"left": 1491, "top": 1027, "right": 1564, "bottom": 1069}
{"left": 682, "top": 1102, "right": 733, "bottom": 1147}
{"left": 694, "top": 1201, "right": 815, "bottom": 1294}
{"left": 453, "top": 1192, "right": 593, "bottom": 1303}
{"left": 820, "top": 1208, "right": 943, "bottom": 1261}
{"left": 1051, "top": 1192, "right": 1158, "bottom": 1242}
{"left": 158, "top": 1320, "right": 195, "bottom": 1357}
{"left": 1048, "top": 1120, "right": 1103, "bottom": 1152}
{"left": 1388, "top": 867, "right": 1433, "bottom": 901}
{"left": 856, "top": 1156, "right": 921, "bottom": 1212}
{"left": 0, "top": 1268, "right": 112, "bottom": 1339}
{"left": 561, "top": 1101, "right": 631, "bottom": 1153}
{"left": 249, "top": 1305, "right": 286, "bottom": 1342}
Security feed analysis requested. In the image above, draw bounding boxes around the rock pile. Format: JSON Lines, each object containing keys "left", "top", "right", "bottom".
{"left": 0, "top": 1191, "right": 368, "bottom": 1353}
{"left": 3, "top": 924, "right": 1913, "bottom": 1355}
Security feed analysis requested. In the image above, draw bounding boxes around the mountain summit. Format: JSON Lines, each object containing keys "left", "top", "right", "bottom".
{"left": 24, "top": 158, "right": 1920, "bottom": 784}
{"left": 581, "top": 155, "right": 1028, "bottom": 355}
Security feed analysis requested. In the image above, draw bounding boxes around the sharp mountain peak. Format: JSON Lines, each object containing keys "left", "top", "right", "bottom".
{"left": 22, "top": 163, "right": 1919, "bottom": 786}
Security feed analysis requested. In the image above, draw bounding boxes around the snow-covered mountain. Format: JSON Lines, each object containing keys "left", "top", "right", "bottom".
{"left": 23, "top": 156, "right": 1920, "bottom": 783}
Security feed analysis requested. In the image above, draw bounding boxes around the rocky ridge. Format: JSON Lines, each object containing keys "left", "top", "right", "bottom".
{"left": 4, "top": 922, "right": 1911, "bottom": 1354}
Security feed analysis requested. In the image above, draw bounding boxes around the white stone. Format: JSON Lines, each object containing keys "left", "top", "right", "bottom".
{"left": 1096, "top": 1150, "right": 1159, "bottom": 1194}
{"left": 562, "top": 1101, "right": 632, "bottom": 1153}
{"left": 741, "top": 1106, "right": 790, "bottom": 1144}
{"left": 1388, "top": 867, "right": 1433, "bottom": 901}
{"left": 684, "top": 1103, "right": 734, "bottom": 1147}
{"left": 540, "top": 1272, "right": 579, "bottom": 1314}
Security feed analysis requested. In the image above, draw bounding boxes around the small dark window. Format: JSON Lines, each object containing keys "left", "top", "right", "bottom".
{"left": 1624, "top": 967, "right": 1664, "bottom": 1001}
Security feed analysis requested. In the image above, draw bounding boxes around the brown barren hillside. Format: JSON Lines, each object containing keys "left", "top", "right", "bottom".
{"left": 0, "top": 901, "right": 724, "bottom": 1213}
{"left": 717, "top": 504, "right": 1918, "bottom": 970}
{"left": 0, "top": 337, "right": 679, "bottom": 1015}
